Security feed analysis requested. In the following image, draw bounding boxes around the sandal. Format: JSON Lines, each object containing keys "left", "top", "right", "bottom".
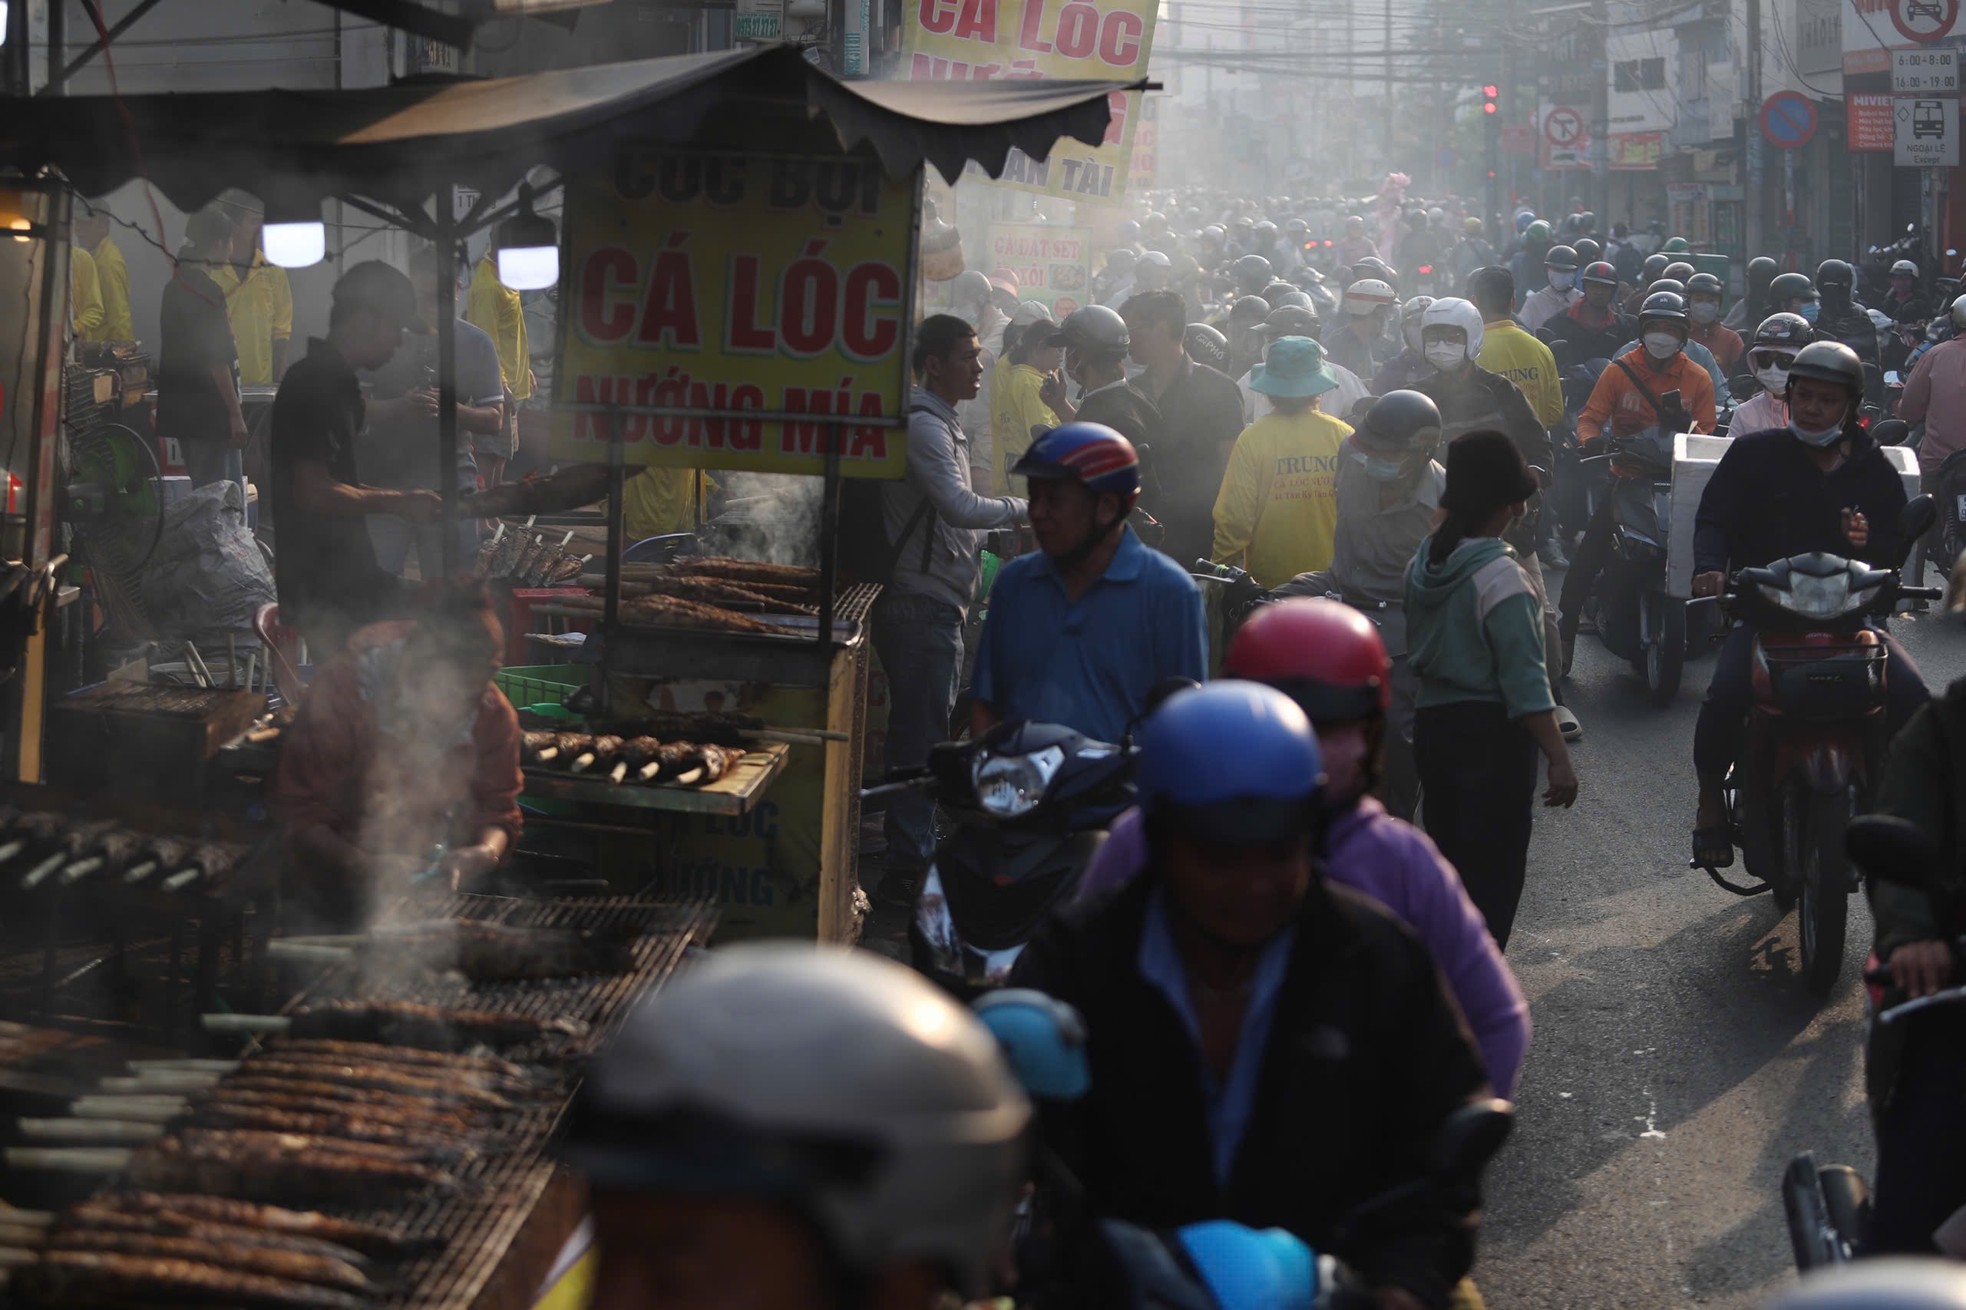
{"left": 1692, "top": 825, "right": 1734, "bottom": 869}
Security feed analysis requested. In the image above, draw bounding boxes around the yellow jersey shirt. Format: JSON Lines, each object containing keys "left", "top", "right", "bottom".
{"left": 465, "top": 257, "right": 531, "bottom": 401}
{"left": 990, "top": 360, "right": 1060, "bottom": 492}
{"left": 211, "top": 251, "right": 292, "bottom": 384}
{"left": 1477, "top": 321, "right": 1564, "bottom": 429}
{"left": 1210, "top": 406, "right": 1351, "bottom": 588}
{"left": 69, "top": 246, "right": 104, "bottom": 339}
{"left": 90, "top": 236, "right": 132, "bottom": 341}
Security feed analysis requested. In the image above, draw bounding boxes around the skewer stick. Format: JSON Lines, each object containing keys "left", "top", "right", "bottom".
{"left": 58, "top": 857, "right": 102, "bottom": 885}
{"left": 674, "top": 767, "right": 705, "bottom": 785}
{"left": 570, "top": 752, "right": 598, "bottom": 773}
{"left": 126, "top": 1059, "right": 237, "bottom": 1074}
{"left": 532, "top": 746, "right": 560, "bottom": 763}
{"left": 0, "top": 1249, "right": 40, "bottom": 1268}
{"left": 243, "top": 652, "right": 257, "bottom": 695}
{"left": 161, "top": 868, "right": 202, "bottom": 891}
{"left": 70, "top": 1097, "right": 184, "bottom": 1123}
{"left": 0, "top": 841, "right": 25, "bottom": 867}
{"left": 98, "top": 1070, "right": 221, "bottom": 1094}
{"left": 636, "top": 762, "right": 662, "bottom": 782}
{"left": 122, "top": 860, "right": 157, "bottom": 884}
{"left": 227, "top": 633, "right": 237, "bottom": 689}
{"left": 200, "top": 1013, "right": 290, "bottom": 1035}
{"left": 182, "top": 642, "right": 212, "bottom": 689}
{"left": 0, "top": 1214, "right": 53, "bottom": 1229}
{"left": 5, "top": 1148, "right": 131, "bottom": 1172}
{"left": 17, "top": 1119, "right": 163, "bottom": 1144}
{"left": 266, "top": 940, "right": 352, "bottom": 966}
{"left": 20, "top": 852, "right": 65, "bottom": 889}
{"left": 245, "top": 727, "right": 281, "bottom": 744}
{"left": 609, "top": 762, "right": 628, "bottom": 785}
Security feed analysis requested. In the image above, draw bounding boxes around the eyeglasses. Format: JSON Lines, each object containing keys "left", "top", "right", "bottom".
{"left": 1750, "top": 350, "right": 1799, "bottom": 369}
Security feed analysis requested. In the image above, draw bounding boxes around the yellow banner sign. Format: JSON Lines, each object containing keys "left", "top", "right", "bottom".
{"left": 901, "top": 0, "right": 1156, "bottom": 204}
{"left": 551, "top": 150, "right": 916, "bottom": 478}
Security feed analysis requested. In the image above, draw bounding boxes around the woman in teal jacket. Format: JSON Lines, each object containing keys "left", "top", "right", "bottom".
{"left": 1405, "top": 429, "right": 1580, "bottom": 948}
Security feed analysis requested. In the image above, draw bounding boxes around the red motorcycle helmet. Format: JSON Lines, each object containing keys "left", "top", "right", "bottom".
{"left": 1223, "top": 598, "right": 1390, "bottom": 722}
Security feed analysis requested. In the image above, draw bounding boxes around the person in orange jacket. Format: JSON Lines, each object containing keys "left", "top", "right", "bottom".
{"left": 1557, "top": 291, "right": 1717, "bottom": 672}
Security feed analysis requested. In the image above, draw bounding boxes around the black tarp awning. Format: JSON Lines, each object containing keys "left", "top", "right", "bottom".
{"left": 0, "top": 45, "right": 1141, "bottom": 217}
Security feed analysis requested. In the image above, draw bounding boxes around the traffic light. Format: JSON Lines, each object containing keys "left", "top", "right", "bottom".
{"left": 1482, "top": 84, "right": 1499, "bottom": 115}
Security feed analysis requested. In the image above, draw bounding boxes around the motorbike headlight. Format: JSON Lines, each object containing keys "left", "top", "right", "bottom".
{"left": 973, "top": 745, "right": 1066, "bottom": 818}
{"left": 1777, "top": 572, "right": 1863, "bottom": 619}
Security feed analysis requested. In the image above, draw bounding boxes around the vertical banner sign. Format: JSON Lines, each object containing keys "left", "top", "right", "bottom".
{"left": 552, "top": 150, "right": 915, "bottom": 479}
{"left": 986, "top": 223, "right": 1093, "bottom": 314}
{"left": 902, "top": 0, "right": 1158, "bottom": 203}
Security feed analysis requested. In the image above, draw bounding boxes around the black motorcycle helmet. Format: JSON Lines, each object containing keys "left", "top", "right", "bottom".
{"left": 1259, "top": 279, "right": 1300, "bottom": 305}
{"left": 1639, "top": 291, "right": 1690, "bottom": 326}
{"left": 1770, "top": 271, "right": 1817, "bottom": 308}
{"left": 1228, "top": 295, "right": 1273, "bottom": 330}
{"left": 1354, "top": 389, "right": 1443, "bottom": 458}
{"left": 1545, "top": 244, "right": 1580, "bottom": 271}
{"left": 1787, "top": 339, "right": 1866, "bottom": 401}
{"left": 1184, "top": 322, "right": 1230, "bottom": 371}
{"left": 1232, "top": 254, "right": 1274, "bottom": 297}
{"left": 1647, "top": 278, "right": 1688, "bottom": 298}
{"left": 1574, "top": 238, "right": 1603, "bottom": 264}
{"left": 1580, "top": 261, "right": 1619, "bottom": 287}
{"left": 1753, "top": 312, "right": 1814, "bottom": 349}
{"left": 1640, "top": 253, "right": 1670, "bottom": 284}
{"left": 1746, "top": 255, "right": 1780, "bottom": 293}
{"left": 1260, "top": 305, "right": 1323, "bottom": 339}
{"left": 1663, "top": 260, "right": 1697, "bottom": 285}
{"left": 1816, "top": 259, "right": 1857, "bottom": 294}
{"left": 1685, "top": 272, "right": 1724, "bottom": 298}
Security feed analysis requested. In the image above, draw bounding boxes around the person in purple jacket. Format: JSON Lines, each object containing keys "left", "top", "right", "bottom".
{"left": 1075, "top": 597, "right": 1531, "bottom": 1097}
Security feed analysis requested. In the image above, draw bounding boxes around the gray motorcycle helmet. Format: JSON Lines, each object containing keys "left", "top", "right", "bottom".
{"left": 1787, "top": 340, "right": 1866, "bottom": 402}
{"left": 1048, "top": 304, "right": 1132, "bottom": 359}
{"left": 1355, "top": 389, "right": 1443, "bottom": 458}
{"left": 561, "top": 944, "right": 1032, "bottom": 1294}
{"left": 1768, "top": 1259, "right": 1966, "bottom": 1310}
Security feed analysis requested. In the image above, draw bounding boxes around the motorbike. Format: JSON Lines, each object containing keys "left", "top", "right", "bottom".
{"left": 1577, "top": 423, "right": 1696, "bottom": 706}
{"left": 866, "top": 722, "right": 1134, "bottom": 997}
{"left": 1782, "top": 815, "right": 1966, "bottom": 1270}
{"left": 1691, "top": 496, "right": 1941, "bottom": 994}
{"left": 975, "top": 989, "right": 1516, "bottom": 1308}
{"left": 1191, "top": 559, "right": 1272, "bottom": 668}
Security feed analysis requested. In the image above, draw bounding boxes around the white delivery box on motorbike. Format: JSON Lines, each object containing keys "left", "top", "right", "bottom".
{"left": 1667, "top": 433, "right": 1920, "bottom": 598}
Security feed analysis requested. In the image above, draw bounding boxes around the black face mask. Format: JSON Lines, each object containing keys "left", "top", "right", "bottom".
{"left": 1822, "top": 284, "right": 1851, "bottom": 307}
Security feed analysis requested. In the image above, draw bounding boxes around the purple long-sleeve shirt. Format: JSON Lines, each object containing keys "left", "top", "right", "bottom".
{"left": 1076, "top": 799, "right": 1531, "bottom": 1098}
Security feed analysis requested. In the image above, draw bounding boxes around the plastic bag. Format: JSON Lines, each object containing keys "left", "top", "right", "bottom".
{"left": 135, "top": 480, "right": 274, "bottom": 648}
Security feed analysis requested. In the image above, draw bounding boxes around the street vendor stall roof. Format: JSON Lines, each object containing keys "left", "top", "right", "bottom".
{"left": 0, "top": 44, "right": 1144, "bottom": 215}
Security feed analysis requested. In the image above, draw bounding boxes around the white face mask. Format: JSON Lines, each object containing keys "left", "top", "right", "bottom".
{"left": 1689, "top": 300, "right": 1720, "bottom": 324}
{"left": 1755, "top": 363, "right": 1791, "bottom": 395}
{"left": 1643, "top": 331, "right": 1681, "bottom": 360}
{"left": 1549, "top": 271, "right": 1575, "bottom": 291}
{"left": 1790, "top": 417, "right": 1845, "bottom": 447}
{"left": 1425, "top": 342, "right": 1465, "bottom": 372}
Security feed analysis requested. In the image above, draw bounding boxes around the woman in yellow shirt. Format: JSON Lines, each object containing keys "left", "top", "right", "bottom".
{"left": 989, "top": 305, "right": 1074, "bottom": 493}
{"left": 1211, "top": 336, "right": 1351, "bottom": 588}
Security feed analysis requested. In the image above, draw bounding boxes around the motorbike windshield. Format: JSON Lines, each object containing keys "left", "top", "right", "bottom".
{"left": 973, "top": 746, "right": 1067, "bottom": 818}
{"left": 1761, "top": 570, "right": 1877, "bottom": 620}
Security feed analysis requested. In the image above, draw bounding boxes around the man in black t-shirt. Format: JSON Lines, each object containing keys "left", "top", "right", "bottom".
{"left": 270, "top": 261, "right": 440, "bottom": 658}
{"left": 1120, "top": 290, "right": 1245, "bottom": 567}
{"left": 157, "top": 208, "right": 248, "bottom": 490}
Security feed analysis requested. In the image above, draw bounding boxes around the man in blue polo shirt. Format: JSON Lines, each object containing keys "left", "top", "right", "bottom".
{"left": 970, "top": 424, "right": 1207, "bottom": 743}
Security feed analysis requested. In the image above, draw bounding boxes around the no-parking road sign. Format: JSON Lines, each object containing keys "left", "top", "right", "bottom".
{"left": 1760, "top": 91, "right": 1819, "bottom": 148}
{"left": 1544, "top": 106, "right": 1585, "bottom": 147}
{"left": 1892, "top": 0, "right": 1959, "bottom": 45}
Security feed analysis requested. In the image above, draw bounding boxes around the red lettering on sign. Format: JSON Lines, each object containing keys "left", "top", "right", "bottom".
{"left": 918, "top": 0, "right": 958, "bottom": 35}
{"left": 578, "top": 248, "right": 638, "bottom": 344}
{"left": 954, "top": 0, "right": 997, "bottom": 42}
{"left": 1018, "top": 0, "right": 1053, "bottom": 53}
{"left": 1054, "top": 0, "right": 1097, "bottom": 56}
{"left": 841, "top": 262, "right": 903, "bottom": 360}
{"left": 1100, "top": 8, "right": 1143, "bottom": 64}
{"left": 634, "top": 233, "right": 701, "bottom": 349}
{"left": 726, "top": 256, "right": 775, "bottom": 353}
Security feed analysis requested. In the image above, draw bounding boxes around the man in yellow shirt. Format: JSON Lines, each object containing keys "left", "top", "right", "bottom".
{"left": 1211, "top": 336, "right": 1350, "bottom": 587}
{"left": 989, "top": 303, "right": 1070, "bottom": 492}
{"left": 1476, "top": 303, "right": 1564, "bottom": 430}
{"left": 74, "top": 205, "right": 131, "bottom": 341}
{"left": 213, "top": 196, "right": 293, "bottom": 384}
{"left": 465, "top": 231, "right": 531, "bottom": 488}
{"left": 69, "top": 244, "right": 105, "bottom": 340}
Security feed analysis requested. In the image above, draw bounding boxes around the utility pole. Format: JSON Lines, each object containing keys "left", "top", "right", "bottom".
{"left": 1744, "top": 0, "right": 1763, "bottom": 261}
{"left": 46, "top": 0, "right": 64, "bottom": 95}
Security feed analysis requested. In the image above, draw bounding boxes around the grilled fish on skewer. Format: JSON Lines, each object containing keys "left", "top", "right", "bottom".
{"left": 171, "top": 1127, "right": 440, "bottom": 1165}
{"left": 186, "top": 1105, "right": 474, "bottom": 1157}
{"left": 474, "top": 522, "right": 507, "bottom": 573}
{"left": 37, "top": 1229, "right": 378, "bottom": 1294}
{"left": 21, "top": 1250, "right": 369, "bottom": 1310}
{"left": 551, "top": 592, "right": 803, "bottom": 636}
{"left": 642, "top": 576, "right": 820, "bottom": 615}
{"left": 64, "top": 829, "right": 148, "bottom": 885}
{"left": 127, "top": 1132, "right": 456, "bottom": 1201}
{"left": 667, "top": 557, "right": 821, "bottom": 586}
{"left": 198, "top": 1087, "right": 482, "bottom": 1131}
{"left": 570, "top": 734, "right": 623, "bottom": 774}
{"left": 57, "top": 1204, "right": 373, "bottom": 1269}
{"left": 521, "top": 730, "right": 562, "bottom": 763}
{"left": 260, "top": 1038, "right": 529, "bottom": 1081}
{"left": 0, "top": 812, "right": 65, "bottom": 868}
{"left": 221, "top": 1074, "right": 507, "bottom": 1116}
{"left": 95, "top": 1193, "right": 433, "bottom": 1258}
{"left": 238, "top": 1057, "right": 518, "bottom": 1107}
{"left": 286, "top": 999, "right": 587, "bottom": 1050}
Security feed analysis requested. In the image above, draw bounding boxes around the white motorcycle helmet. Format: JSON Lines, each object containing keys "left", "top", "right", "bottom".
{"left": 1420, "top": 296, "right": 1487, "bottom": 362}
{"left": 1767, "top": 1259, "right": 1966, "bottom": 1310}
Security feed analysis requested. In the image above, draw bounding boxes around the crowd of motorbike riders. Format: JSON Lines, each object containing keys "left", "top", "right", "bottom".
{"left": 565, "top": 201, "right": 1966, "bottom": 1310}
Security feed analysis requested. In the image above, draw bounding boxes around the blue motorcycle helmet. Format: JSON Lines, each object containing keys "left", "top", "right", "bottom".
{"left": 1136, "top": 681, "right": 1324, "bottom": 847}
{"left": 1011, "top": 422, "right": 1143, "bottom": 503}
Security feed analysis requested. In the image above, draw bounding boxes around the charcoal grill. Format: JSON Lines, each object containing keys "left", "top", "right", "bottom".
{"left": 5, "top": 894, "right": 713, "bottom": 1310}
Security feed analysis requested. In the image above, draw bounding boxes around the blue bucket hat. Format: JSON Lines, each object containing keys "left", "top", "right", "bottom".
{"left": 1250, "top": 336, "right": 1337, "bottom": 399}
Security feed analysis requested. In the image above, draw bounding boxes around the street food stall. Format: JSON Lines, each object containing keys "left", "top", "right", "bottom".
{"left": 0, "top": 43, "right": 1142, "bottom": 1310}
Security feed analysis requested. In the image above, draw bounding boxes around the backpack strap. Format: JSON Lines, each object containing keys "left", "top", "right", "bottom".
{"left": 1611, "top": 354, "right": 1669, "bottom": 419}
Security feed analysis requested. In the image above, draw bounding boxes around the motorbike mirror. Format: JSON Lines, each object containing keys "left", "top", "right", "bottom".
{"left": 1846, "top": 815, "right": 1941, "bottom": 889}
{"left": 1729, "top": 373, "right": 1759, "bottom": 399}
{"left": 1886, "top": 371, "right": 1905, "bottom": 387}
{"left": 1872, "top": 418, "right": 1911, "bottom": 445}
{"left": 1428, "top": 1099, "right": 1515, "bottom": 1179}
{"left": 1899, "top": 495, "right": 1939, "bottom": 553}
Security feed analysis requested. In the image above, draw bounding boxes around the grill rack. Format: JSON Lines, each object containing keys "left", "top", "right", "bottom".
{"left": 12, "top": 894, "right": 713, "bottom": 1310}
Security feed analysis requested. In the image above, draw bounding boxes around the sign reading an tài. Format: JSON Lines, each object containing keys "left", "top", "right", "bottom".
{"left": 552, "top": 150, "right": 915, "bottom": 479}
{"left": 903, "top": 0, "right": 1158, "bottom": 204}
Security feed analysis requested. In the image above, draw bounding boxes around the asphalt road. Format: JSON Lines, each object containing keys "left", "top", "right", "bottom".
{"left": 1478, "top": 600, "right": 1966, "bottom": 1308}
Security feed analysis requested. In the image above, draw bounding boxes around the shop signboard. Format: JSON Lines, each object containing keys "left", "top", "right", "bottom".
{"left": 733, "top": 0, "right": 784, "bottom": 42}
{"left": 1849, "top": 90, "right": 1900, "bottom": 147}
{"left": 1895, "top": 94, "right": 1961, "bottom": 164}
{"left": 987, "top": 223, "right": 1093, "bottom": 314}
{"left": 552, "top": 149, "right": 916, "bottom": 478}
{"left": 901, "top": 0, "right": 1159, "bottom": 203}
{"left": 1607, "top": 131, "right": 1666, "bottom": 168}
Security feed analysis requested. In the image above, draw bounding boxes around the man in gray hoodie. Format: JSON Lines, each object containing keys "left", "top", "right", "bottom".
{"left": 871, "top": 314, "right": 1028, "bottom": 908}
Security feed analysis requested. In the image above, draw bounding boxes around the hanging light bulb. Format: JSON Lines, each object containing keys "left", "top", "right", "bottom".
{"left": 497, "top": 184, "right": 559, "bottom": 291}
{"left": 260, "top": 190, "right": 325, "bottom": 269}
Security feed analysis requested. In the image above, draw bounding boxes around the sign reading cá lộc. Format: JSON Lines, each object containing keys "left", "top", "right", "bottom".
{"left": 902, "top": 0, "right": 1158, "bottom": 204}
{"left": 551, "top": 149, "right": 916, "bottom": 479}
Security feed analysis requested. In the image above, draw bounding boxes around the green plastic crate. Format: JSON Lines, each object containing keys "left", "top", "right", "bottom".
{"left": 494, "top": 664, "right": 583, "bottom": 716}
